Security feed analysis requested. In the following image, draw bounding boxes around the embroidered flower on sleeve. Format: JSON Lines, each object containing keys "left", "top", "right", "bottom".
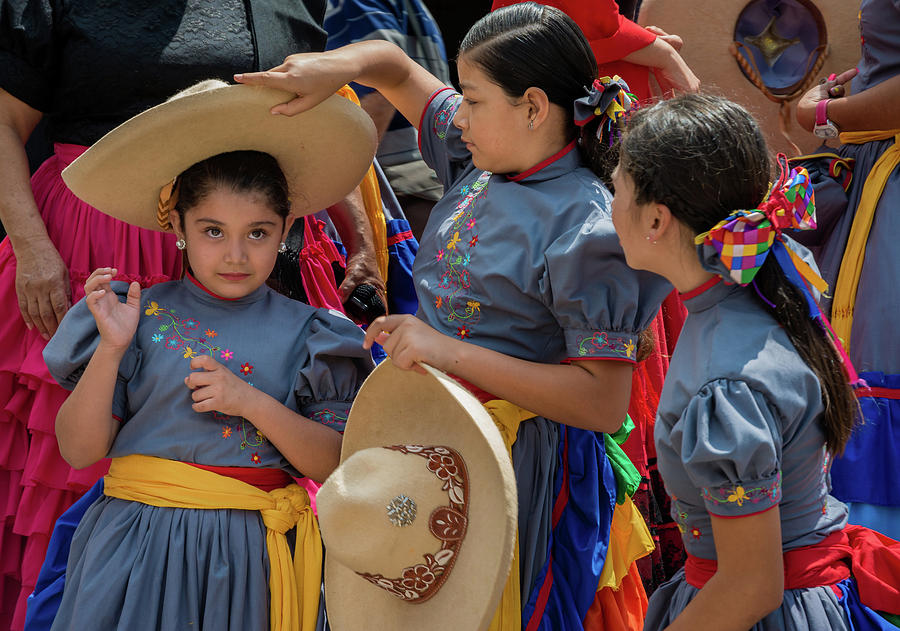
{"left": 250, "top": 452, "right": 261, "bottom": 465}
{"left": 240, "top": 362, "right": 253, "bottom": 376}
{"left": 309, "top": 409, "right": 349, "bottom": 426}
{"left": 447, "top": 232, "right": 461, "bottom": 251}
{"left": 164, "top": 336, "right": 183, "bottom": 351}
{"left": 468, "top": 235, "right": 478, "bottom": 247}
{"left": 204, "top": 328, "right": 217, "bottom": 338}
{"left": 144, "top": 301, "right": 162, "bottom": 316}
{"left": 456, "top": 326, "right": 471, "bottom": 339}
{"left": 183, "top": 347, "right": 197, "bottom": 359}
{"left": 700, "top": 472, "right": 782, "bottom": 508}
{"left": 222, "top": 426, "right": 232, "bottom": 438}
{"left": 690, "top": 527, "right": 702, "bottom": 540}
{"left": 221, "top": 349, "right": 233, "bottom": 361}
{"left": 151, "top": 333, "right": 163, "bottom": 343}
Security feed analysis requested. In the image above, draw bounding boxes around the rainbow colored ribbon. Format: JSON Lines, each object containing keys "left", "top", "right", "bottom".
{"left": 695, "top": 154, "right": 862, "bottom": 386}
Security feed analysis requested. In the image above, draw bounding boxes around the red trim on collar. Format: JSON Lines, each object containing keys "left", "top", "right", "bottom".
{"left": 679, "top": 276, "right": 721, "bottom": 301}
{"left": 186, "top": 272, "right": 241, "bottom": 301}
{"left": 506, "top": 140, "right": 577, "bottom": 182}
{"left": 418, "top": 86, "right": 456, "bottom": 154}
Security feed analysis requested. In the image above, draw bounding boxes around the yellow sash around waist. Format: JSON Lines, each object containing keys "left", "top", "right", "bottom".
{"left": 104, "top": 455, "right": 322, "bottom": 631}
{"left": 831, "top": 129, "right": 900, "bottom": 350}
{"left": 482, "top": 399, "right": 539, "bottom": 631}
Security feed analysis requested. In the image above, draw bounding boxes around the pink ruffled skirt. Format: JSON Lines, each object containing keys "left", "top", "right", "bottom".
{"left": 0, "top": 144, "right": 182, "bottom": 630}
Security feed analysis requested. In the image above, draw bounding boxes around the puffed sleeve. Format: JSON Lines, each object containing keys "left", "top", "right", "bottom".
{"left": 294, "top": 309, "right": 374, "bottom": 432}
{"left": 673, "top": 379, "right": 783, "bottom": 517}
{"left": 42, "top": 282, "right": 141, "bottom": 420}
{"left": 0, "top": 0, "right": 58, "bottom": 110}
{"left": 540, "top": 210, "right": 672, "bottom": 362}
{"left": 417, "top": 87, "right": 470, "bottom": 188}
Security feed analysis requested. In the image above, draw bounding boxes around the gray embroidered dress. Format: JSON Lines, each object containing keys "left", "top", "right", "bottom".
{"left": 644, "top": 277, "right": 851, "bottom": 630}
{"left": 42, "top": 276, "right": 372, "bottom": 631}
{"left": 416, "top": 88, "right": 672, "bottom": 598}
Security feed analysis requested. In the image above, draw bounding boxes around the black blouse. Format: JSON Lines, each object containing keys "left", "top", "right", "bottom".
{"left": 0, "top": 0, "right": 326, "bottom": 146}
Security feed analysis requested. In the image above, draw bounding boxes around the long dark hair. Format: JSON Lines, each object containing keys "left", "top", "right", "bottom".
{"left": 619, "top": 93, "right": 857, "bottom": 454}
{"left": 458, "top": 3, "right": 617, "bottom": 179}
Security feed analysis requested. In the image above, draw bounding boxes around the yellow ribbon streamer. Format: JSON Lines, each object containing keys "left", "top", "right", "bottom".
{"left": 482, "top": 399, "right": 539, "bottom": 631}
{"left": 104, "top": 455, "right": 322, "bottom": 631}
{"left": 596, "top": 495, "right": 655, "bottom": 592}
{"left": 831, "top": 130, "right": 900, "bottom": 350}
{"left": 336, "top": 86, "right": 390, "bottom": 283}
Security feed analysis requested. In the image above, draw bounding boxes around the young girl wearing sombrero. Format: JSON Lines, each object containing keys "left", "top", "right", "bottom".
{"left": 239, "top": 3, "right": 672, "bottom": 629}
{"left": 610, "top": 93, "right": 900, "bottom": 630}
{"left": 36, "top": 81, "right": 376, "bottom": 630}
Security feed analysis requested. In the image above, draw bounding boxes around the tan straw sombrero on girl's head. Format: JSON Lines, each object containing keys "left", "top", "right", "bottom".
{"left": 317, "top": 359, "right": 517, "bottom": 631}
{"left": 61, "top": 80, "right": 377, "bottom": 231}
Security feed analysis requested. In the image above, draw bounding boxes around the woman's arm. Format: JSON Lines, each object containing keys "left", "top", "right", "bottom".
{"left": 665, "top": 508, "right": 784, "bottom": 631}
{"left": 622, "top": 34, "right": 700, "bottom": 94}
{"left": 797, "top": 70, "right": 900, "bottom": 133}
{"left": 184, "top": 355, "right": 342, "bottom": 482}
{"left": 235, "top": 41, "right": 447, "bottom": 129}
{"left": 364, "top": 314, "right": 633, "bottom": 432}
{"left": 0, "top": 88, "right": 72, "bottom": 339}
{"left": 56, "top": 270, "right": 141, "bottom": 468}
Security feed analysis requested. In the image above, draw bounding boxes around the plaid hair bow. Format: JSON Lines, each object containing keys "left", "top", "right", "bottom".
{"left": 695, "top": 154, "right": 820, "bottom": 286}
{"left": 695, "top": 155, "right": 863, "bottom": 386}
{"left": 573, "top": 75, "right": 637, "bottom": 139}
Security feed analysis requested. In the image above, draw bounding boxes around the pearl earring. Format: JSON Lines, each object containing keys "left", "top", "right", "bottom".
{"left": 278, "top": 242, "right": 287, "bottom": 253}
{"left": 175, "top": 238, "right": 186, "bottom": 250}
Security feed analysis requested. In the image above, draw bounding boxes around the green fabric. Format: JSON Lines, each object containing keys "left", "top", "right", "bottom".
{"left": 878, "top": 611, "right": 900, "bottom": 628}
{"left": 609, "top": 414, "right": 635, "bottom": 445}
{"left": 605, "top": 428, "right": 641, "bottom": 504}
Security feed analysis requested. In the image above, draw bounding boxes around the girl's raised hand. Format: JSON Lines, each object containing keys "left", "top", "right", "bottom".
{"left": 83, "top": 268, "right": 140, "bottom": 351}
{"left": 235, "top": 51, "right": 354, "bottom": 117}
{"left": 362, "top": 314, "right": 456, "bottom": 375}
{"left": 184, "top": 354, "right": 254, "bottom": 418}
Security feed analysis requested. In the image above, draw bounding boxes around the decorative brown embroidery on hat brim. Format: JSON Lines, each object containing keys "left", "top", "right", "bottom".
{"left": 357, "top": 445, "right": 469, "bottom": 603}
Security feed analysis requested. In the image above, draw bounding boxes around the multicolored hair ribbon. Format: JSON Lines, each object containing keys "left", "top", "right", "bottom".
{"left": 573, "top": 75, "right": 638, "bottom": 141}
{"left": 695, "top": 154, "right": 863, "bottom": 386}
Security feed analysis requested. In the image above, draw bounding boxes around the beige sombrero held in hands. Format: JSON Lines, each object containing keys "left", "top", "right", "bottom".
{"left": 61, "top": 80, "right": 377, "bottom": 230}
{"left": 317, "top": 359, "right": 517, "bottom": 631}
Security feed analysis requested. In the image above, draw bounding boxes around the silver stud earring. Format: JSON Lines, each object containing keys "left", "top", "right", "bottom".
{"left": 175, "top": 238, "right": 186, "bottom": 250}
{"left": 528, "top": 119, "right": 534, "bottom": 130}
{"left": 278, "top": 242, "right": 287, "bottom": 253}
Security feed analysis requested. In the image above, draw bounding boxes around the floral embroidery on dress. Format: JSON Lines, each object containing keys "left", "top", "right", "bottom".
{"left": 434, "top": 170, "right": 491, "bottom": 339}
{"left": 146, "top": 302, "right": 221, "bottom": 358}
{"left": 145, "top": 300, "right": 266, "bottom": 465}
{"left": 309, "top": 409, "right": 348, "bottom": 427}
{"left": 575, "top": 332, "right": 636, "bottom": 360}
{"left": 432, "top": 93, "right": 462, "bottom": 141}
{"left": 700, "top": 471, "right": 782, "bottom": 507}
